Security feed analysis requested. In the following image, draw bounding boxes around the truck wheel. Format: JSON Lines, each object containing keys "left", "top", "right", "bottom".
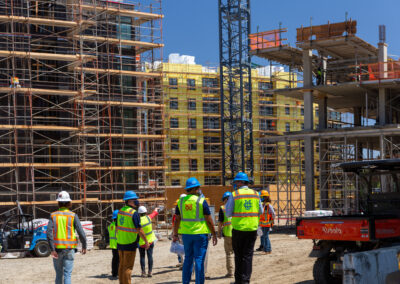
{"left": 313, "top": 257, "right": 341, "bottom": 284}
{"left": 34, "top": 241, "right": 51, "bottom": 257}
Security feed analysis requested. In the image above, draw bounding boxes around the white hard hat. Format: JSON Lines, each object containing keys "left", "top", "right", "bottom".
{"left": 56, "top": 191, "right": 71, "bottom": 202}
{"left": 138, "top": 206, "right": 147, "bottom": 214}
{"left": 180, "top": 194, "right": 187, "bottom": 199}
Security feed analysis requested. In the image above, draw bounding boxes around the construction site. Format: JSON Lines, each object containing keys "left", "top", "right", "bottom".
{"left": 1, "top": 0, "right": 400, "bottom": 283}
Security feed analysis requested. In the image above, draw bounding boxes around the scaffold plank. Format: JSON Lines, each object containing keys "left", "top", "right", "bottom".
{"left": 85, "top": 166, "right": 167, "bottom": 170}
{"left": 0, "top": 15, "right": 94, "bottom": 28}
{"left": 78, "top": 133, "right": 165, "bottom": 139}
{"left": 75, "top": 67, "right": 162, "bottom": 77}
{"left": 79, "top": 4, "right": 164, "bottom": 19}
{"left": 73, "top": 35, "right": 163, "bottom": 50}
{"left": 0, "top": 162, "right": 98, "bottom": 168}
{"left": 0, "top": 124, "right": 97, "bottom": 132}
{"left": 0, "top": 50, "right": 96, "bottom": 62}
{"left": 0, "top": 87, "right": 96, "bottom": 96}
{"left": 75, "top": 99, "right": 164, "bottom": 109}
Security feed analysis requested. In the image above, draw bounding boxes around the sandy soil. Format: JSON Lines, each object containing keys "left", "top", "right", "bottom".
{"left": 0, "top": 233, "right": 315, "bottom": 284}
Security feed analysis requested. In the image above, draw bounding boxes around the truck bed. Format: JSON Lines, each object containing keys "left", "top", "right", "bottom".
{"left": 296, "top": 215, "right": 400, "bottom": 241}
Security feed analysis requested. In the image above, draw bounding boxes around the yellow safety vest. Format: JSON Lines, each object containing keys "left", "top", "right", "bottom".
{"left": 108, "top": 221, "right": 117, "bottom": 249}
{"left": 231, "top": 186, "right": 260, "bottom": 231}
{"left": 139, "top": 216, "right": 156, "bottom": 246}
{"left": 178, "top": 195, "right": 210, "bottom": 235}
{"left": 50, "top": 207, "right": 78, "bottom": 249}
{"left": 116, "top": 206, "right": 139, "bottom": 245}
{"left": 221, "top": 205, "right": 232, "bottom": 237}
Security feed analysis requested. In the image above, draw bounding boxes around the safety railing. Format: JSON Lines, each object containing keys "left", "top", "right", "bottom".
{"left": 249, "top": 28, "right": 286, "bottom": 51}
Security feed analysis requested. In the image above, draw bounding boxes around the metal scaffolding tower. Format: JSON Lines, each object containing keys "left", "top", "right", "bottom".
{"left": 218, "top": 0, "right": 254, "bottom": 184}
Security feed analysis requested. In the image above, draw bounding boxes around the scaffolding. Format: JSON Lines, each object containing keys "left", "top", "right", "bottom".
{"left": 0, "top": 0, "right": 164, "bottom": 236}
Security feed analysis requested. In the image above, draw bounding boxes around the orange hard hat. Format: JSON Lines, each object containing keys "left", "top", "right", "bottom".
{"left": 260, "top": 190, "right": 269, "bottom": 197}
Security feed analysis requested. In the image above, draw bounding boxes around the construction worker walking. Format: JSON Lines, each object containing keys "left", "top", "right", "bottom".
{"left": 218, "top": 191, "right": 234, "bottom": 278}
{"left": 259, "top": 190, "right": 275, "bottom": 254}
{"left": 138, "top": 205, "right": 160, "bottom": 278}
{"left": 117, "top": 191, "right": 149, "bottom": 284}
{"left": 172, "top": 177, "right": 217, "bottom": 284}
{"left": 46, "top": 191, "right": 87, "bottom": 284}
{"left": 225, "top": 172, "right": 263, "bottom": 284}
{"left": 107, "top": 210, "right": 119, "bottom": 278}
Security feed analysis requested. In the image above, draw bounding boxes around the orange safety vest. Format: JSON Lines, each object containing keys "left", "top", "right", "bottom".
{"left": 50, "top": 207, "right": 78, "bottom": 249}
{"left": 260, "top": 203, "right": 274, "bottom": 228}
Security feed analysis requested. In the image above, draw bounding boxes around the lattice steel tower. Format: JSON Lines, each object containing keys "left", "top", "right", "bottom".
{"left": 218, "top": 0, "right": 254, "bottom": 184}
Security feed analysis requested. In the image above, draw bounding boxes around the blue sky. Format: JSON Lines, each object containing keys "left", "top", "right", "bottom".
{"left": 163, "top": 0, "right": 400, "bottom": 66}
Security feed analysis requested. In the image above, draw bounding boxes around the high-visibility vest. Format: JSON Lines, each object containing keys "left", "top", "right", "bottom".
{"left": 50, "top": 207, "right": 78, "bottom": 249}
{"left": 178, "top": 195, "right": 210, "bottom": 235}
{"left": 108, "top": 221, "right": 117, "bottom": 249}
{"left": 231, "top": 186, "right": 260, "bottom": 231}
{"left": 221, "top": 205, "right": 232, "bottom": 237}
{"left": 260, "top": 203, "right": 274, "bottom": 228}
{"left": 116, "top": 206, "right": 139, "bottom": 245}
{"left": 139, "top": 215, "right": 156, "bottom": 246}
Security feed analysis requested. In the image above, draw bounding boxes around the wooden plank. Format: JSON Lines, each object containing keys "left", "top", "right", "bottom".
{"left": 0, "top": 162, "right": 98, "bottom": 168}
{"left": 78, "top": 133, "right": 165, "bottom": 139}
{"left": 85, "top": 166, "right": 167, "bottom": 170}
{"left": 0, "top": 50, "right": 96, "bottom": 62}
{"left": 0, "top": 15, "right": 94, "bottom": 28}
{"left": 75, "top": 99, "right": 164, "bottom": 109}
{"left": 75, "top": 67, "right": 162, "bottom": 78}
{"left": 0, "top": 87, "right": 96, "bottom": 96}
{"left": 79, "top": 4, "right": 164, "bottom": 19}
{"left": 0, "top": 124, "right": 79, "bottom": 131}
{"left": 73, "top": 35, "right": 163, "bottom": 49}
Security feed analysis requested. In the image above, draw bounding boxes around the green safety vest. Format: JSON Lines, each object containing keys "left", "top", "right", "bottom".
{"left": 116, "top": 206, "right": 139, "bottom": 245}
{"left": 221, "top": 205, "right": 232, "bottom": 237}
{"left": 50, "top": 207, "right": 78, "bottom": 249}
{"left": 139, "top": 215, "right": 156, "bottom": 246}
{"left": 178, "top": 195, "right": 210, "bottom": 235}
{"left": 231, "top": 186, "right": 260, "bottom": 231}
{"left": 108, "top": 221, "right": 117, "bottom": 249}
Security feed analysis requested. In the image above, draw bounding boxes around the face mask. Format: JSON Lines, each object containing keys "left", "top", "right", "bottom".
{"left": 233, "top": 183, "right": 237, "bottom": 191}
{"left": 197, "top": 189, "right": 204, "bottom": 197}
{"left": 133, "top": 200, "right": 140, "bottom": 207}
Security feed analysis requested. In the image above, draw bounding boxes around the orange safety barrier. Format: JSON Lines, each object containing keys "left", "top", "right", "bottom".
{"left": 249, "top": 28, "right": 286, "bottom": 51}
{"left": 357, "top": 61, "right": 400, "bottom": 81}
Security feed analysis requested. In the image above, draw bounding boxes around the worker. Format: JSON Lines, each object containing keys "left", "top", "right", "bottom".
{"left": 107, "top": 209, "right": 119, "bottom": 278}
{"left": 117, "top": 191, "right": 149, "bottom": 284}
{"left": 46, "top": 191, "right": 87, "bottom": 284}
{"left": 218, "top": 191, "right": 233, "bottom": 278}
{"left": 172, "top": 193, "right": 187, "bottom": 269}
{"left": 316, "top": 66, "right": 322, "bottom": 85}
{"left": 259, "top": 190, "right": 275, "bottom": 254}
{"left": 255, "top": 191, "right": 264, "bottom": 252}
{"left": 225, "top": 172, "right": 263, "bottom": 284}
{"left": 9, "top": 76, "right": 21, "bottom": 88}
{"left": 172, "top": 177, "right": 217, "bottom": 284}
{"left": 138, "top": 205, "right": 160, "bottom": 278}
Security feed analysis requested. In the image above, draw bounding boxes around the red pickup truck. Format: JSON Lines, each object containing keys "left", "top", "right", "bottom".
{"left": 296, "top": 159, "right": 400, "bottom": 284}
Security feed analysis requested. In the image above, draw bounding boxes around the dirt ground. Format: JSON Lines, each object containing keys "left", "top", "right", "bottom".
{"left": 0, "top": 232, "right": 315, "bottom": 284}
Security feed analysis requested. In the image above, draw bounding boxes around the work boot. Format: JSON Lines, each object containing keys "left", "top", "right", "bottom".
{"left": 141, "top": 271, "right": 146, "bottom": 278}
{"left": 256, "top": 245, "right": 263, "bottom": 251}
{"left": 148, "top": 271, "right": 152, "bottom": 278}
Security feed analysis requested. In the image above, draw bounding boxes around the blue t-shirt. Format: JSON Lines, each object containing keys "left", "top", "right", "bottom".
{"left": 175, "top": 196, "right": 211, "bottom": 216}
{"left": 117, "top": 209, "right": 142, "bottom": 251}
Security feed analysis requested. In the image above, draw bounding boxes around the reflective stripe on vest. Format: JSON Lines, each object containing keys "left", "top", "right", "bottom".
{"left": 178, "top": 195, "right": 210, "bottom": 235}
{"left": 231, "top": 187, "right": 260, "bottom": 231}
{"left": 139, "top": 215, "right": 156, "bottom": 245}
{"left": 50, "top": 208, "right": 78, "bottom": 249}
{"left": 108, "top": 222, "right": 117, "bottom": 249}
{"left": 116, "top": 206, "right": 139, "bottom": 245}
{"left": 260, "top": 204, "right": 274, "bottom": 227}
{"left": 221, "top": 205, "right": 232, "bottom": 237}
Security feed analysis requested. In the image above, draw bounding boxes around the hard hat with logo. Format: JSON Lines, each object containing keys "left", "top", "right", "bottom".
{"left": 138, "top": 206, "right": 147, "bottom": 214}
{"left": 260, "top": 190, "right": 270, "bottom": 198}
{"left": 185, "top": 177, "right": 201, "bottom": 190}
{"left": 233, "top": 172, "right": 249, "bottom": 182}
{"left": 123, "top": 190, "right": 138, "bottom": 201}
{"left": 112, "top": 209, "right": 119, "bottom": 220}
{"left": 56, "top": 191, "right": 72, "bottom": 202}
{"left": 222, "top": 191, "right": 232, "bottom": 201}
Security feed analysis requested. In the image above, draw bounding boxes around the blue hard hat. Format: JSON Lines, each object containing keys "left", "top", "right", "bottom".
{"left": 185, "top": 177, "right": 201, "bottom": 190}
{"left": 112, "top": 209, "right": 119, "bottom": 219}
{"left": 123, "top": 190, "right": 138, "bottom": 201}
{"left": 233, "top": 172, "right": 249, "bottom": 182}
{"left": 222, "top": 191, "right": 232, "bottom": 201}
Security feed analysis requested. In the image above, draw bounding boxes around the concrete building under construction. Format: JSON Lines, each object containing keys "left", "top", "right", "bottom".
{"left": 0, "top": 0, "right": 164, "bottom": 234}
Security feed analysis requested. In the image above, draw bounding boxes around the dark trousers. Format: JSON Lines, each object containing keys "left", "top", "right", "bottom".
{"left": 111, "top": 249, "right": 119, "bottom": 277}
{"left": 139, "top": 242, "right": 154, "bottom": 273}
{"left": 232, "top": 229, "right": 257, "bottom": 284}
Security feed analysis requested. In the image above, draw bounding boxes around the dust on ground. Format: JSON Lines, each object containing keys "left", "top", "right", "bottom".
{"left": 0, "top": 233, "right": 315, "bottom": 284}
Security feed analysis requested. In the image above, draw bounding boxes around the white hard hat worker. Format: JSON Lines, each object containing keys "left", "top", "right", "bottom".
{"left": 56, "top": 191, "right": 72, "bottom": 202}
{"left": 138, "top": 206, "right": 148, "bottom": 214}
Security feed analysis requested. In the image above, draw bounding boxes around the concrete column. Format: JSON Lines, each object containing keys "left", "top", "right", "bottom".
{"left": 318, "top": 96, "right": 327, "bottom": 130}
{"left": 379, "top": 88, "right": 387, "bottom": 125}
{"left": 353, "top": 107, "right": 362, "bottom": 126}
{"left": 378, "top": 42, "right": 388, "bottom": 126}
{"left": 305, "top": 136, "right": 315, "bottom": 210}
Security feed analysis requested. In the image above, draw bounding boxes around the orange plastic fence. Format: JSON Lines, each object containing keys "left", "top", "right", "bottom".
{"left": 249, "top": 29, "right": 286, "bottom": 51}
{"left": 361, "top": 61, "right": 400, "bottom": 81}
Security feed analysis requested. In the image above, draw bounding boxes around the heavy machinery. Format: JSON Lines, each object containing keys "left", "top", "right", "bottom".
{"left": 296, "top": 159, "right": 400, "bottom": 283}
{"left": 0, "top": 202, "right": 50, "bottom": 257}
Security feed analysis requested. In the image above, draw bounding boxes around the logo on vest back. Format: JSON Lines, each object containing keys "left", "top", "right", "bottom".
{"left": 119, "top": 216, "right": 125, "bottom": 225}
{"left": 185, "top": 204, "right": 193, "bottom": 211}
{"left": 244, "top": 200, "right": 252, "bottom": 210}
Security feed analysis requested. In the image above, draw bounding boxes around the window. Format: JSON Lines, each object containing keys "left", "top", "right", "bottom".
{"left": 259, "top": 119, "right": 275, "bottom": 131}
{"left": 202, "top": 78, "right": 219, "bottom": 94}
{"left": 187, "top": 79, "right": 196, "bottom": 90}
{"left": 204, "top": 136, "right": 221, "bottom": 153}
{"left": 170, "top": 118, "right": 179, "bottom": 128}
{"left": 261, "top": 159, "right": 276, "bottom": 171}
{"left": 169, "top": 78, "right": 178, "bottom": 89}
{"left": 171, "top": 138, "right": 179, "bottom": 150}
{"left": 189, "top": 118, "right": 197, "bottom": 129}
{"left": 286, "top": 163, "right": 291, "bottom": 172}
{"left": 203, "top": 117, "right": 220, "bottom": 129}
{"left": 171, "top": 179, "right": 180, "bottom": 186}
{"left": 171, "top": 159, "right": 180, "bottom": 171}
{"left": 259, "top": 82, "right": 273, "bottom": 91}
{"left": 285, "top": 122, "right": 290, "bottom": 132}
{"left": 204, "top": 158, "right": 221, "bottom": 171}
{"left": 260, "top": 142, "right": 276, "bottom": 155}
{"left": 170, "top": 98, "right": 178, "bottom": 109}
{"left": 203, "top": 97, "right": 219, "bottom": 113}
{"left": 301, "top": 105, "right": 304, "bottom": 116}
{"left": 188, "top": 99, "right": 196, "bottom": 110}
{"left": 301, "top": 123, "right": 304, "bottom": 130}
{"left": 285, "top": 104, "right": 290, "bottom": 115}
{"left": 189, "top": 159, "right": 198, "bottom": 171}
{"left": 189, "top": 139, "right": 197, "bottom": 150}
{"left": 259, "top": 101, "right": 274, "bottom": 116}
{"left": 205, "top": 176, "right": 221, "bottom": 185}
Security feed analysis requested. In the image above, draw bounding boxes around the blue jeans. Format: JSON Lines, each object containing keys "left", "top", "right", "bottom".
{"left": 53, "top": 249, "right": 75, "bottom": 284}
{"left": 182, "top": 234, "right": 208, "bottom": 284}
{"left": 261, "top": 227, "right": 271, "bottom": 252}
{"left": 139, "top": 242, "right": 154, "bottom": 273}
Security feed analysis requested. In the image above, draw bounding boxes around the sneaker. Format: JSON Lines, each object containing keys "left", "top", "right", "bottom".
{"left": 148, "top": 272, "right": 152, "bottom": 278}
{"left": 256, "top": 246, "right": 263, "bottom": 251}
{"left": 263, "top": 251, "right": 272, "bottom": 255}
{"left": 141, "top": 272, "right": 147, "bottom": 278}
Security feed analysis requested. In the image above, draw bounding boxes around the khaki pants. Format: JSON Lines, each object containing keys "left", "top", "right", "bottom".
{"left": 224, "top": 236, "right": 233, "bottom": 275}
{"left": 118, "top": 250, "right": 136, "bottom": 284}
